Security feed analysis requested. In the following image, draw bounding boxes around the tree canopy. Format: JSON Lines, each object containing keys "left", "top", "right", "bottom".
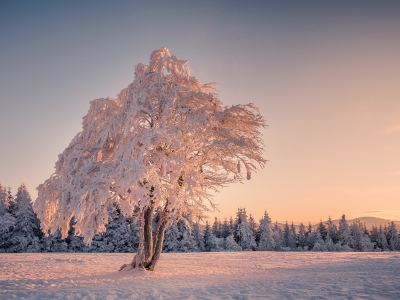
{"left": 34, "top": 47, "right": 267, "bottom": 252}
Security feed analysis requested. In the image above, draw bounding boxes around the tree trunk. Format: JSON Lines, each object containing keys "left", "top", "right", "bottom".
{"left": 146, "top": 211, "right": 172, "bottom": 271}
{"left": 119, "top": 207, "right": 171, "bottom": 272}
{"left": 143, "top": 204, "right": 154, "bottom": 264}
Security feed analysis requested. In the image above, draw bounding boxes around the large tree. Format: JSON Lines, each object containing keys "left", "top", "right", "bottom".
{"left": 34, "top": 47, "right": 266, "bottom": 271}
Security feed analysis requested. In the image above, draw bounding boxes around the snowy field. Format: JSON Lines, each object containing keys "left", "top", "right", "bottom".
{"left": 1, "top": 252, "right": 399, "bottom": 299}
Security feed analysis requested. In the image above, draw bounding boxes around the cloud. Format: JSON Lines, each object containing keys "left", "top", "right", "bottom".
{"left": 382, "top": 124, "right": 400, "bottom": 134}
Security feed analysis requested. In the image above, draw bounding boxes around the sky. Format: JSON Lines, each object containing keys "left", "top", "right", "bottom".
{"left": 1, "top": 0, "right": 399, "bottom": 224}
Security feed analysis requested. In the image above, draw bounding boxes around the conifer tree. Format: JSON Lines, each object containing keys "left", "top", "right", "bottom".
{"left": 0, "top": 183, "right": 16, "bottom": 252}
{"left": 289, "top": 222, "right": 297, "bottom": 249}
{"left": 192, "top": 222, "right": 205, "bottom": 251}
{"left": 297, "top": 223, "right": 307, "bottom": 249}
{"left": 272, "top": 221, "right": 284, "bottom": 251}
{"left": 283, "top": 221, "right": 291, "bottom": 248}
{"left": 9, "top": 184, "right": 42, "bottom": 252}
{"left": 234, "top": 208, "right": 256, "bottom": 251}
{"left": 212, "top": 217, "right": 221, "bottom": 238}
{"left": 338, "top": 214, "right": 349, "bottom": 242}
{"left": 387, "top": 222, "right": 399, "bottom": 251}
{"left": 203, "top": 221, "right": 220, "bottom": 252}
{"left": 349, "top": 221, "right": 374, "bottom": 251}
{"left": 326, "top": 216, "right": 338, "bottom": 243}
{"left": 378, "top": 225, "right": 389, "bottom": 250}
{"left": 249, "top": 214, "right": 258, "bottom": 242}
{"left": 370, "top": 226, "right": 379, "bottom": 249}
{"left": 258, "top": 211, "right": 275, "bottom": 251}
{"left": 307, "top": 228, "right": 318, "bottom": 250}
{"left": 163, "top": 219, "right": 180, "bottom": 253}
{"left": 317, "top": 220, "right": 328, "bottom": 242}
{"left": 221, "top": 218, "right": 231, "bottom": 239}
{"left": 223, "top": 235, "right": 242, "bottom": 251}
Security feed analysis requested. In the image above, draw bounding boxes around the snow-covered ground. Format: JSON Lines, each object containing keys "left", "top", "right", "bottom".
{"left": 1, "top": 252, "right": 399, "bottom": 299}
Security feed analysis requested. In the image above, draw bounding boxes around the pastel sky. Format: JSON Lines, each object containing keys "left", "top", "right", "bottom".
{"left": 1, "top": 1, "right": 399, "bottom": 223}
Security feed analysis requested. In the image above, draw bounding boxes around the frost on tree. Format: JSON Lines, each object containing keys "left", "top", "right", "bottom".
{"left": 34, "top": 47, "right": 266, "bottom": 271}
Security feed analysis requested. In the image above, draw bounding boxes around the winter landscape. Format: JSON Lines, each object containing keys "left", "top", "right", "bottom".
{"left": 2, "top": 1, "right": 400, "bottom": 299}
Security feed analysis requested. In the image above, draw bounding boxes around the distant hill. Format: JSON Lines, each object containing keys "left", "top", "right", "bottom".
{"left": 329, "top": 217, "right": 400, "bottom": 230}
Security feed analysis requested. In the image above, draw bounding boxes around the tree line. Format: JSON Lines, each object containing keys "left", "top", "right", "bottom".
{"left": 1, "top": 182, "right": 399, "bottom": 253}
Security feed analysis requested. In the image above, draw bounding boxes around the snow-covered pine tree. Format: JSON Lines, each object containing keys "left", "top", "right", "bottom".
{"left": 42, "top": 229, "right": 68, "bottom": 252}
{"left": 289, "top": 222, "right": 297, "bottom": 249}
{"left": 249, "top": 214, "right": 258, "bottom": 242}
{"left": 229, "top": 216, "right": 234, "bottom": 236}
{"left": 307, "top": 226, "right": 318, "bottom": 250}
{"left": 92, "top": 204, "right": 138, "bottom": 253}
{"left": 283, "top": 221, "right": 290, "bottom": 248}
{"left": 8, "top": 184, "right": 42, "bottom": 252}
{"left": 317, "top": 220, "right": 328, "bottom": 242}
{"left": 258, "top": 211, "right": 275, "bottom": 251}
{"left": 7, "top": 187, "right": 17, "bottom": 216}
{"left": 0, "top": 182, "right": 10, "bottom": 213}
{"left": 163, "top": 218, "right": 180, "bottom": 253}
{"left": 192, "top": 222, "right": 205, "bottom": 251}
{"left": 387, "top": 222, "right": 399, "bottom": 251}
{"left": 203, "top": 221, "right": 220, "bottom": 252}
{"left": 347, "top": 221, "right": 373, "bottom": 251}
{"left": 0, "top": 183, "right": 16, "bottom": 252}
{"left": 234, "top": 208, "right": 257, "bottom": 251}
{"left": 272, "top": 221, "right": 284, "bottom": 251}
{"left": 212, "top": 217, "right": 221, "bottom": 238}
{"left": 338, "top": 214, "right": 349, "bottom": 243}
{"left": 297, "top": 223, "right": 308, "bottom": 250}
{"left": 326, "top": 216, "right": 338, "bottom": 243}
{"left": 176, "top": 217, "right": 199, "bottom": 252}
{"left": 312, "top": 230, "right": 327, "bottom": 251}
{"left": 370, "top": 226, "right": 379, "bottom": 249}
{"left": 378, "top": 225, "right": 389, "bottom": 251}
{"left": 66, "top": 217, "right": 86, "bottom": 252}
{"left": 221, "top": 218, "right": 231, "bottom": 239}
{"left": 223, "top": 235, "right": 242, "bottom": 251}
{"left": 34, "top": 47, "right": 266, "bottom": 271}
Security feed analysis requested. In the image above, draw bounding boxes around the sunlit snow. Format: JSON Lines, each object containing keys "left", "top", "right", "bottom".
{"left": 1, "top": 252, "right": 399, "bottom": 299}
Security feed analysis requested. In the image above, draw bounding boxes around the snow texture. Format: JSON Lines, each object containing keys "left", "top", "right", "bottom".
{"left": 1, "top": 252, "right": 399, "bottom": 299}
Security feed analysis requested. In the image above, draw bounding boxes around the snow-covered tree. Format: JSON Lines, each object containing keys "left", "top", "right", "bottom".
{"left": 8, "top": 184, "right": 42, "bottom": 252}
{"left": 220, "top": 219, "right": 231, "bottom": 239}
{"left": 326, "top": 216, "right": 338, "bottom": 243}
{"left": 297, "top": 223, "right": 307, "bottom": 249}
{"left": 191, "top": 222, "right": 205, "bottom": 251}
{"left": 66, "top": 217, "right": 86, "bottom": 252}
{"left": 223, "top": 235, "right": 242, "bottom": 251}
{"left": 387, "top": 222, "right": 399, "bottom": 251}
{"left": 272, "top": 222, "right": 284, "bottom": 251}
{"left": 0, "top": 183, "right": 16, "bottom": 252}
{"left": 203, "top": 221, "right": 220, "bottom": 252}
{"left": 378, "top": 225, "right": 389, "bottom": 251}
{"left": 248, "top": 214, "right": 258, "bottom": 241}
{"left": 34, "top": 47, "right": 266, "bottom": 270}
{"left": 317, "top": 220, "right": 328, "bottom": 242}
{"left": 349, "top": 221, "right": 374, "bottom": 252}
{"left": 258, "top": 211, "right": 275, "bottom": 251}
{"left": 338, "top": 214, "right": 349, "bottom": 243}
{"left": 163, "top": 218, "right": 180, "bottom": 253}
{"left": 234, "top": 208, "right": 257, "bottom": 251}
{"left": 307, "top": 225, "right": 318, "bottom": 250}
{"left": 89, "top": 204, "right": 138, "bottom": 253}
{"left": 212, "top": 218, "right": 221, "bottom": 238}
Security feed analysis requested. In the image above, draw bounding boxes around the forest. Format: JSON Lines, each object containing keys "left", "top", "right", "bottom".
{"left": 1, "top": 182, "right": 399, "bottom": 254}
